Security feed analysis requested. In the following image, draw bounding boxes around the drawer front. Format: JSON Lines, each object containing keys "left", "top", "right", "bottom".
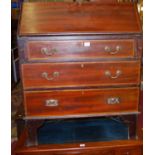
{"left": 22, "top": 61, "right": 140, "bottom": 89}
{"left": 15, "top": 150, "right": 113, "bottom": 155}
{"left": 24, "top": 87, "right": 139, "bottom": 117}
{"left": 50, "top": 150, "right": 115, "bottom": 155}
{"left": 26, "top": 40, "right": 135, "bottom": 61}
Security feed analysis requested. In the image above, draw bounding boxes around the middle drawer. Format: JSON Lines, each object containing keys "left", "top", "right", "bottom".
{"left": 22, "top": 61, "right": 140, "bottom": 89}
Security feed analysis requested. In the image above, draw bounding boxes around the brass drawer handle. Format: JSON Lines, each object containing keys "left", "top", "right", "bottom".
{"left": 42, "top": 71, "right": 60, "bottom": 80}
{"left": 45, "top": 99, "right": 59, "bottom": 107}
{"left": 41, "top": 47, "right": 57, "bottom": 56}
{"left": 104, "top": 70, "right": 122, "bottom": 79}
{"left": 107, "top": 97, "right": 120, "bottom": 105}
{"left": 104, "top": 45, "right": 121, "bottom": 55}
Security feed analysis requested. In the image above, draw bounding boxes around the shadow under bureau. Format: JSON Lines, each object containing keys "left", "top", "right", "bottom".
{"left": 15, "top": 1, "right": 143, "bottom": 155}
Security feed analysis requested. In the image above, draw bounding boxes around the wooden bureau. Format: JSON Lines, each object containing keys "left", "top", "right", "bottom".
{"left": 15, "top": 1, "right": 143, "bottom": 155}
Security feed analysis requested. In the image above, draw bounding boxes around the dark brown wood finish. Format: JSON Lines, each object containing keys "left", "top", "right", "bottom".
{"left": 15, "top": 146, "right": 142, "bottom": 155}
{"left": 19, "top": 3, "right": 142, "bottom": 36}
{"left": 26, "top": 40, "right": 135, "bottom": 61}
{"left": 17, "top": 1, "right": 143, "bottom": 154}
{"left": 137, "top": 38, "right": 143, "bottom": 58}
{"left": 26, "top": 120, "right": 44, "bottom": 146}
{"left": 15, "top": 129, "right": 142, "bottom": 155}
{"left": 24, "top": 87, "right": 139, "bottom": 117}
{"left": 22, "top": 61, "right": 140, "bottom": 90}
{"left": 18, "top": 35, "right": 142, "bottom": 63}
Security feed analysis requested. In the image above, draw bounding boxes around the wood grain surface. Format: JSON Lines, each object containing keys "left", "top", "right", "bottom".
{"left": 19, "top": 2, "right": 142, "bottom": 36}
{"left": 26, "top": 39, "right": 135, "bottom": 61}
{"left": 16, "top": 1, "right": 143, "bottom": 154}
{"left": 21, "top": 61, "right": 140, "bottom": 89}
{"left": 15, "top": 129, "right": 142, "bottom": 155}
{"left": 24, "top": 87, "right": 139, "bottom": 117}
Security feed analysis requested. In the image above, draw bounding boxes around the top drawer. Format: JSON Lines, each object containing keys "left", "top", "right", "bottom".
{"left": 26, "top": 40, "right": 135, "bottom": 62}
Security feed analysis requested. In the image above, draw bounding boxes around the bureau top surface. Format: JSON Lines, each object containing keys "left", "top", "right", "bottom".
{"left": 19, "top": 2, "right": 142, "bottom": 36}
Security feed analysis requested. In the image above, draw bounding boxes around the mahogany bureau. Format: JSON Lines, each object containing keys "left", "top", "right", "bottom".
{"left": 15, "top": 1, "right": 143, "bottom": 155}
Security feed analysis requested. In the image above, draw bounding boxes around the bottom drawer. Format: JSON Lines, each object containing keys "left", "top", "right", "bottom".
{"left": 47, "top": 150, "right": 115, "bottom": 155}
{"left": 14, "top": 130, "right": 142, "bottom": 155}
{"left": 24, "top": 87, "right": 139, "bottom": 118}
